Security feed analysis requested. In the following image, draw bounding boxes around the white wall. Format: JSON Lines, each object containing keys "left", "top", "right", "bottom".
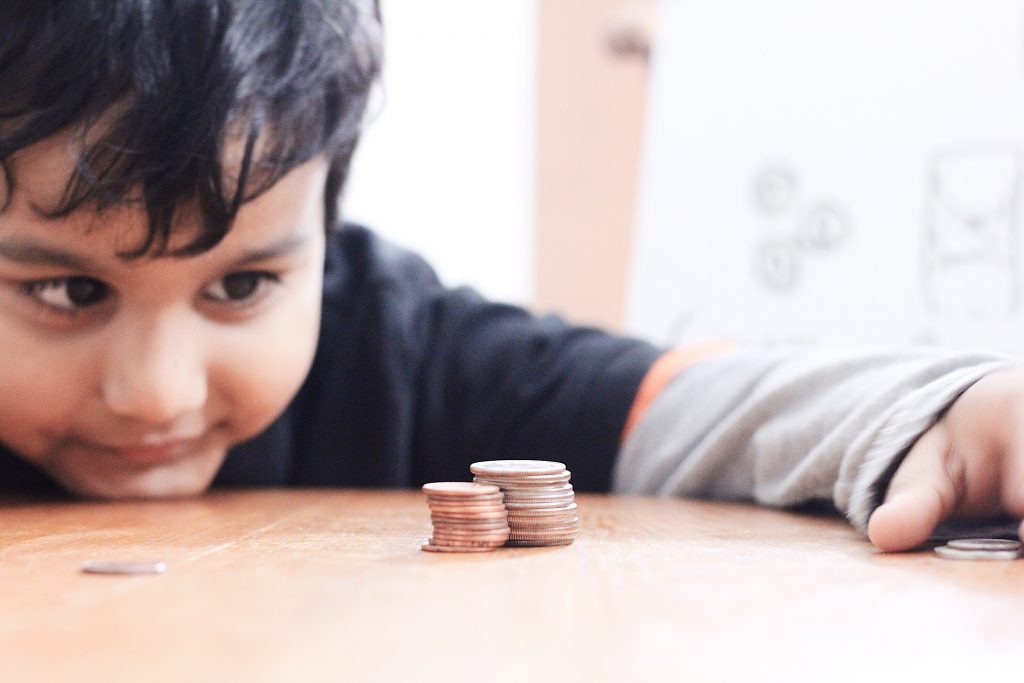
{"left": 628, "top": 0, "right": 1024, "bottom": 352}
{"left": 343, "top": 1, "right": 536, "bottom": 306}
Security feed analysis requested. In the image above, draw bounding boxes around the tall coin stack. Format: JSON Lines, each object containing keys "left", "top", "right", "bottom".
{"left": 470, "top": 460, "right": 578, "bottom": 546}
{"left": 421, "top": 482, "right": 510, "bottom": 553}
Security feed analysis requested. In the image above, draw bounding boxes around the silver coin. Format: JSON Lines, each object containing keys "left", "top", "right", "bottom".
{"left": 470, "top": 460, "right": 566, "bottom": 477}
{"left": 947, "top": 538, "right": 1022, "bottom": 552}
{"left": 933, "top": 545, "right": 1022, "bottom": 561}
{"left": 81, "top": 561, "right": 167, "bottom": 575}
{"left": 473, "top": 473, "right": 572, "bottom": 486}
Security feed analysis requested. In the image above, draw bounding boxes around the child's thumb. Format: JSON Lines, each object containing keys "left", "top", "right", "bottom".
{"left": 867, "top": 423, "right": 960, "bottom": 552}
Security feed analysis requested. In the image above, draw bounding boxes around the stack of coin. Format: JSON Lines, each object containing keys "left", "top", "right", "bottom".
{"left": 421, "top": 482, "right": 510, "bottom": 553}
{"left": 470, "top": 460, "right": 578, "bottom": 547}
{"left": 934, "top": 538, "right": 1022, "bottom": 561}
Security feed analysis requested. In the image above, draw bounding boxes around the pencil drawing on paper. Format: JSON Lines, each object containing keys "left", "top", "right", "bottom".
{"left": 750, "top": 165, "right": 852, "bottom": 294}
{"left": 922, "top": 146, "right": 1021, "bottom": 318}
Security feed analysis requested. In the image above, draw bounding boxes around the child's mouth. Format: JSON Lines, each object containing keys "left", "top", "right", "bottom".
{"left": 77, "top": 434, "right": 206, "bottom": 466}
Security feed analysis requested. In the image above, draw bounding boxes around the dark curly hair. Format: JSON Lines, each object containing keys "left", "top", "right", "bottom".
{"left": 0, "top": 0, "right": 382, "bottom": 257}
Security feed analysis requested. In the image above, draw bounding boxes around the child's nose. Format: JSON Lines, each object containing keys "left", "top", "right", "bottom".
{"left": 100, "top": 312, "right": 208, "bottom": 424}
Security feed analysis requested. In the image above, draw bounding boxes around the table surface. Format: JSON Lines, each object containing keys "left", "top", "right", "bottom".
{"left": 2, "top": 489, "right": 1023, "bottom": 682}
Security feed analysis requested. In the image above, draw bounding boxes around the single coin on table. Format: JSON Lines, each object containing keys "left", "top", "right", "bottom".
{"left": 933, "top": 542, "right": 1022, "bottom": 561}
{"left": 946, "top": 538, "right": 1022, "bottom": 552}
{"left": 81, "top": 561, "right": 167, "bottom": 575}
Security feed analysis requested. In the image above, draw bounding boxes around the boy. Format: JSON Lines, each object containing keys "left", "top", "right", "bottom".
{"left": 0, "top": 0, "right": 1020, "bottom": 555}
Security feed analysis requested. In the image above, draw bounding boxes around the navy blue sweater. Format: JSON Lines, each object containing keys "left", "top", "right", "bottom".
{"left": 0, "top": 225, "right": 662, "bottom": 495}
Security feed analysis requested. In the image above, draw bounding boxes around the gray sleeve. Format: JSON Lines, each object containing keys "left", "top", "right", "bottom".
{"left": 612, "top": 346, "right": 1013, "bottom": 533}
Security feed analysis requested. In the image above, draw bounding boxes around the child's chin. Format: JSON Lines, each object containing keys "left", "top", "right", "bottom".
{"left": 60, "top": 466, "right": 217, "bottom": 500}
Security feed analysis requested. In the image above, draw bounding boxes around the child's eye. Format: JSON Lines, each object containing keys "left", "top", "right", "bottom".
{"left": 204, "top": 272, "right": 280, "bottom": 305}
{"left": 22, "top": 277, "right": 110, "bottom": 312}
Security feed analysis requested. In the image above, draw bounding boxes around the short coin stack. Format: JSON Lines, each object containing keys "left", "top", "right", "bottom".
{"left": 471, "top": 460, "right": 578, "bottom": 547}
{"left": 934, "top": 538, "right": 1022, "bottom": 561}
{"left": 421, "top": 482, "right": 510, "bottom": 553}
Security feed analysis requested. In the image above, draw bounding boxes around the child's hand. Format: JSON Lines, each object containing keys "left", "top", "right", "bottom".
{"left": 868, "top": 368, "right": 1024, "bottom": 551}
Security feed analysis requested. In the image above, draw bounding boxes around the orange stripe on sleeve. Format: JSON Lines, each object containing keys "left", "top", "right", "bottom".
{"left": 620, "top": 339, "right": 735, "bottom": 443}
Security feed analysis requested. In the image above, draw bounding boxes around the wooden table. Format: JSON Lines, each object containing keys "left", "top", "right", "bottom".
{"left": 2, "top": 490, "right": 1022, "bottom": 682}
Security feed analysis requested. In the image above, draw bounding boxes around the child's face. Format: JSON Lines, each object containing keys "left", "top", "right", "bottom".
{"left": 0, "top": 134, "right": 328, "bottom": 498}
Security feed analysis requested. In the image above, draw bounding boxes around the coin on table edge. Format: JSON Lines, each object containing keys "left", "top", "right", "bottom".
{"left": 470, "top": 460, "right": 566, "bottom": 476}
{"left": 933, "top": 545, "right": 1022, "bottom": 561}
{"left": 428, "top": 532, "right": 507, "bottom": 544}
{"left": 431, "top": 537, "right": 510, "bottom": 548}
{"left": 428, "top": 537, "right": 508, "bottom": 549}
{"left": 81, "top": 561, "right": 167, "bottom": 575}
{"left": 947, "top": 539, "right": 1022, "bottom": 552}
{"left": 422, "top": 482, "right": 501, "bottom": 496}
{"left": 421, "top": 541, "right": 498, "bottom": 553}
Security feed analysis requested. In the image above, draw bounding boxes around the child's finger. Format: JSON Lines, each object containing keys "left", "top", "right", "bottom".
{"left": 867, "top": 424, "right": 960, "bottom": 552}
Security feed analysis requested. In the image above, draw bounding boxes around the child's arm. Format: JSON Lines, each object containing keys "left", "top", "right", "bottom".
{"left": 614, "top": 346, "right": 1014, "bottom": 549}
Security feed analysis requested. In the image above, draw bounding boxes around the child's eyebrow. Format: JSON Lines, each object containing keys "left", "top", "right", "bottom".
{"left": 229, "top": 236, "right": 310, "bottom": 267}
{"left": 0, "top": 240, "right": 95, "bottom": 270}
{"left": 0, "top": 235, "right": 310, "bottom": 270}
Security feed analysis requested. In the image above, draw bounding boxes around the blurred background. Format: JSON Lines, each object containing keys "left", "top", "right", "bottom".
{"left": 346, "top": 0, "right": 1024, "bottom": 352}
{"left": 345, "top": 0, "right": 646, "bottom": 331}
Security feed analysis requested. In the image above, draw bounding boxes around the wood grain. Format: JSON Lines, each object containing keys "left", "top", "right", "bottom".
{"left": 1, "top": 490, "right": 1022, "bottom": 681}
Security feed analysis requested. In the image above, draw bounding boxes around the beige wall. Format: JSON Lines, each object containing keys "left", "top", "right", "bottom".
{"left": 535, "top": 0, "right": 652, "bottom": 331}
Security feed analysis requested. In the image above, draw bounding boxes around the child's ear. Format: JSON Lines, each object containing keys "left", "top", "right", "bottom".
{"left": 0, "top": 162, "right": 9, "bottom": 210}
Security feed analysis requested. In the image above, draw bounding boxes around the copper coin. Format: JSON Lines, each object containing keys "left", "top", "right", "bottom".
{"left": 431, "top": 535, "right": 510, "bottom": 546}
{"left": 422, "top": 482, "right": 500, "bottom": 496}
{"left": 428, "top": 536, "right": 507, "bottom": 547}
{"left": 421, "top": 541, "right": 498, "bottom": 553}
{"left": 430, "top": 512, "right": 508, "bottom": 521}
{"left": 426, "top": 491, "right": 504, "bottom": 502}
{"left": 431, "top": 523, "right": 510, "bottom": 533}
{"left": 427, "top": 501, "right": 507, "bottom": 511}
{"left": 430, "top": 527, "right": 510, "bottom": 536}
{"left": 430, "top": 525, "right": 511, "bottom": 536}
